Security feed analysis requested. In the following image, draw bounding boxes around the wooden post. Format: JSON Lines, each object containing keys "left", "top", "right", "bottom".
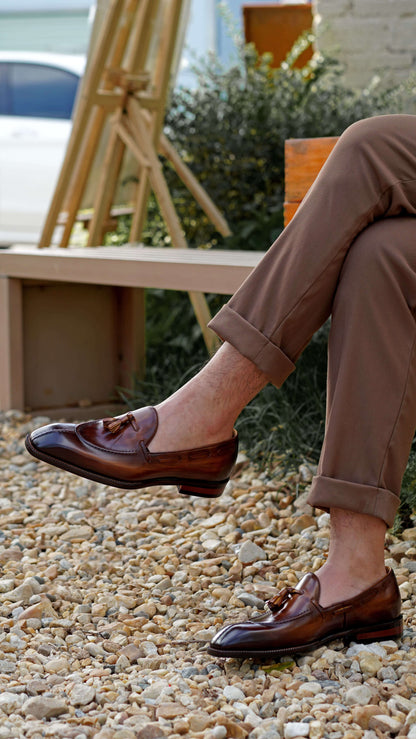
{"left": 0, "top": 278, "right": 24, "bottom": 410}
{"left": 117, "top": 286, "right": 146, "bottom": 387}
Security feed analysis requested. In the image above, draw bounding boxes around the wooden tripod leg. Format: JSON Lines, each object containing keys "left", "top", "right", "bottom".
{"left": 60, "top": 106, "right": 108, "bottom": 247}
{"left": 113, "top": 118, "right": 160, "bottom": 248}
{"left": 125, "top": 112, "right": 186, "bottom": 249}
{"left": 110, "top": 119, "right": 152, "bottom": 246}
{"left": 38, "top": 0, "right": 127, "bottom": 247}
{"left": 126, "top": 0, "right": 161, "bottom": 74}
{"left": 152, "top": 0, "right": 184, "bottom": 136}
{"left": 159, "top": 133, "right": 232, "bottom": 238}
{"left": 127, "top": 128, "right": 152, "bottom": 244}
{"left": 87, "top": 110, "right": 127, "bottom": 246}
{"left": 129, "top": 170, "right": 151, "bottom": 243}
{"left": 129, "top": 0, "right": 184, "bottom": 244}
{"left": 60, "top": 0, "right": 146, "bottom": 248}
{"left": 125, "top": 107, "right": 219, "bottom": 353}
{"left": 187, "top": 291, "right": 218, "bottom": 355}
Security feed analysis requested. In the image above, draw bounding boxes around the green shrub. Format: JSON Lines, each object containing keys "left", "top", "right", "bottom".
{"left": 393, "top": 452, "right": 416, "bottom": 534}
{"left": 110, "top": 35, "right": 416, "bottom": 529}
{"left": 109, "top": 33, "right": 411, "bottom": 253}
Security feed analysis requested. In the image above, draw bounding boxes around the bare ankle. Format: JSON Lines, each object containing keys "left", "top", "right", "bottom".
{"left": 316, "top": 562, "right": 386, "bottom": 608}
{"left": 148, "top": 395, "right": 234, "bottom": 453}
{"left": 148, "top": 342, "right": 267, "bottom": 453}
{"left": 314, "top": 507, "right": 387, "bottom": 607}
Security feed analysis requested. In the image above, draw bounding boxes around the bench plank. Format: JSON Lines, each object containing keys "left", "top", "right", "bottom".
{"left": 0, "top": 245, "right": 265, "bottom": 415}
{"left": 1, "top": 245, "right": 264, "bottom": 296}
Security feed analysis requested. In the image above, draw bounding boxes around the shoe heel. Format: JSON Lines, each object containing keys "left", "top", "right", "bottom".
{"left": 178, "top": 480, "right": 227, "bottom": 498}
{"left": 354, "top": 616, "right": 403, "bottom": 643}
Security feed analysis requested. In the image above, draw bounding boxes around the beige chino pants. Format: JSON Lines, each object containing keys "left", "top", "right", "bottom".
{"left": 209, "top": 114, "right": 416, "bottom": 527}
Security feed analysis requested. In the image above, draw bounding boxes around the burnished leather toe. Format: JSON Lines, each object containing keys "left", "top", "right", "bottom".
{"left": 26, "top": 406, "right": 238, "bottom": 497}
{"left": 208, "top": 568, "right": 403, "bottom": 659}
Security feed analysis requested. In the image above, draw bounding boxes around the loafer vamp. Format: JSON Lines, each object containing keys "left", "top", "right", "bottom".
{"left": 211, "top": 608, "right": 333, "bottom": 653}
{"left": 78, "top": 407, "right": 158, "bottom": 453}
{"left": 211, "top": 574, "right": 329, "bottom": 653}
{"left": 28, "top": 407, "right": 239, "bottom": 486}
{"left": 30, "top": 422, "right": 149, "bottom": 482}
{"left": 209, "top": 569, "right": 402, "bottom": 657}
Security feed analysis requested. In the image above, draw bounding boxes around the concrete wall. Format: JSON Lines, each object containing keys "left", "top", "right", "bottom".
{"left": 313, "top": 0, "right": 416, "bottom": 88}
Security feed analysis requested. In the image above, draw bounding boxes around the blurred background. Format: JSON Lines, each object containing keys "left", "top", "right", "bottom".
{"left": 0, "top": 0, "right": 308, "bottom": 87}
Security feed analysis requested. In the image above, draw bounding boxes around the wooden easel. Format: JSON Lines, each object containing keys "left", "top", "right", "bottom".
{"left": 39, "top": 0, "right": 231, "bottom": 353}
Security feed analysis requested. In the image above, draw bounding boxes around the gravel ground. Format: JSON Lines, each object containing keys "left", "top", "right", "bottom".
{"left": 0, "top": 409, "right": 415, "bottom": 739}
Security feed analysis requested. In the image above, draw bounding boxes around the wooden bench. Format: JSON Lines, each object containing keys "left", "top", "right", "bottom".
{"left": 0, "top": 136, "right": 338, "bottom": 418}
{"left": 0, "top": 246, "right": 263, "bottom": 417}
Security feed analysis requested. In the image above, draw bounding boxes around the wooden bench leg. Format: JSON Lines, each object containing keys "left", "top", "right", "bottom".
{"left": 116, "top": 286, "right": 146, "bottom": 390}
{"left": 0, "top": 277, "right": 24, "bottom": 411}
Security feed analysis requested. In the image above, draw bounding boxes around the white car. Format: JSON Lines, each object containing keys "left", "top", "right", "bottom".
{"left": 0, "top": 52, "right": 85, "bottom": 245}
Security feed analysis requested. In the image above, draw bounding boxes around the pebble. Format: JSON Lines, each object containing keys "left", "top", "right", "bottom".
{"left": 135, "top": 726, "right": 167, "bottom": 739}
{"left": 369, "top": 714, "right": 403, "bottom": 733}
{"left": 345, "top": 685, "right": 374, "bottom": 706}
{"left": 290, "top": 514, "right": 317, "bottom": 533}
{"left": 284, "top": 722, "right": 310, "bottom": 738}
{"left": 22, "top": 696, "right": 68, "bottom": 719}
{"left": 0, "top": 412, "right": 415, "bottom": 738}
{"left": 351, "top": 705, "right": 381, "bottom": 729}
{"left": 69, "top": 684, "right": 96, "bottom": 706}
{"left": 238, "top": 592, "right": 265, "bottom": 608}
{"left": 1, "top": 577, "right": 41, "bottom": 604}
{"left": 223, "top": 685, "right": 246, "bottom": 701}
{"left": 156, "top": 703, "right": 186, "bottom": 719}
{"left": 206, "top": 728, "right": 227, "bottom": 739}
{"left": 44, "top": 657, "right": 69, "bottom": 674}
{"left": 238, "top": 540, "right": 267, "bottom": 563}
{"left": 359, "top": 653, "right": 383, "bottom": 676}
{"left": 346, "top": 643, "right": 387, "bottom": 658}
{"left": 0, "top": 692, "right": 26, "bottom": 714}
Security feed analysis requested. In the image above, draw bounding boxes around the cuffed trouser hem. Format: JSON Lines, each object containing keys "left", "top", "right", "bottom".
{"left": 307, "top": 475, "right": 400, "bottom": 528}
{"left": 208, "top": 304, "right": 296, "bottom": 388}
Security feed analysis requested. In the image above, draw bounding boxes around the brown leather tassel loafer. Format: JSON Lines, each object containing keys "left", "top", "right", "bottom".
{"left": 207, "top": 568, "right": 403, "bottom": 659}
{"left": 25, "top": 406, "right": 238, "bottom": 498}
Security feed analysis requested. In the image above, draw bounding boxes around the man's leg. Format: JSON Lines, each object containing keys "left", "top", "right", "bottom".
{"left": 150, "top": 343, "right": 267, "bottom": 451}
{"left": 28, "top": 116, "right": 416, "bottom": 496}
{"left": 152, "top": 114, "right": 416, "bottom": 452}
{"left": 309, "top": 216, "right": 416, "bottom": 604}
{"left": 208, "top": 217, "right": 416, "bottom": 658}
{"left": 27, "top": 117, "right": 416, "bottom": 650}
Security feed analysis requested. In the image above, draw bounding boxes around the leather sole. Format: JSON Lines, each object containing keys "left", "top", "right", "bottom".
{"left": 206, "top": 615, "right": 403, "bottom": 659}
{"left": 25, "top": 434, "right": 228, "bottom": 498}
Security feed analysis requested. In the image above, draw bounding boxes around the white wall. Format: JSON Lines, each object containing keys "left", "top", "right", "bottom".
{"left": 313, "top": 0, "right": 416, "bottom": 88}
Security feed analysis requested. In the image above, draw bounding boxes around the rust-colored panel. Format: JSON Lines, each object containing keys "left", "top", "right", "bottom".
{"left": 284, "top": 137, "right": 339, "bottom": 225}
{"left": 243, "top": 3, "right": 313, "bottom": 68}
{"left": 283, "top": 201, "right": 300, "bottom": 227}
{"left": 285, "top": 136, "right": 339, "bottom": 200}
